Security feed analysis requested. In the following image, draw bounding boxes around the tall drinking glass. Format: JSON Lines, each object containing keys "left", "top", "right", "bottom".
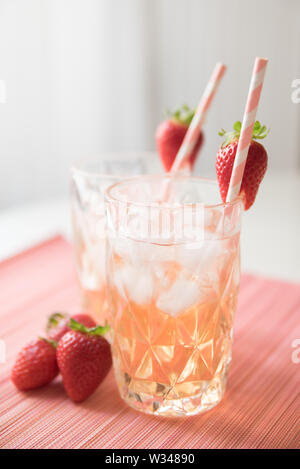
{"left": 105, "top": 175, "right": 243, "bottom": 416}
{"left": 71, "top": 153, "right": 156, "bottom": 324}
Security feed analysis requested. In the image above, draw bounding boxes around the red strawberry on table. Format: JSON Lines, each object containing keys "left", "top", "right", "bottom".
{"left": 46, "top": 312, "right": 96, "bottom": 342}
{"left": 11, "top": 338, "right": 58, "bottom": 391}
{"left": 216, "top": 121, "right": 269, "bottom": 210}
{"left": 156, "top": 105, "right": 204, "bottom": 172}
{"left": 56, "top": 319, "right": 112, "bottom": 403}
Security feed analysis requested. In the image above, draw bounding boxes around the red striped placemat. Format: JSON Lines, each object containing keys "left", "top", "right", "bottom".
{"left": 0, "top": 236, "right": 299, "bottom": 449}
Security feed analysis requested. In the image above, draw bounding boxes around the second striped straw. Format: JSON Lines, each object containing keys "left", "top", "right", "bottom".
{"left": 226, "top": 57, "right": 268, "bottom": 203}
{"left": 170, "top": 62, "right": 227, "bottom": 174}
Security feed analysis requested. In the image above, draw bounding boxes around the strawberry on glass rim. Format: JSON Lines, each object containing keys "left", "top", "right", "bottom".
{"left": 216, "top": 121, "right": 269, "bottom": 210}
{"left": 156, "top": 105, "right": 204, "bottom": 172}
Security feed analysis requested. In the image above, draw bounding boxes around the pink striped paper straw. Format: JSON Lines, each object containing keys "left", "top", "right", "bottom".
{"left": 226, "top": 57, "right": 268, "bottom": 203}
{"left": 170, "top": 62, "right": 227, "bottom": 174}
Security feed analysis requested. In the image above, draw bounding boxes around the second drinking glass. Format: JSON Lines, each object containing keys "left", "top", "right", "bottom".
{"left": 71, "top": 153, "right": 156, "bottom": 324}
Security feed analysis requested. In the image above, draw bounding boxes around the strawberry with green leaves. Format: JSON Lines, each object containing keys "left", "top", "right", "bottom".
{"left": 216, "top": 121, "right": 269, "bottom": 210}
{"left": 56, "top": 319, "right": 112, "bottom": 403}
{"left": 156, "top": 105, "right": 204, "bottom": 172}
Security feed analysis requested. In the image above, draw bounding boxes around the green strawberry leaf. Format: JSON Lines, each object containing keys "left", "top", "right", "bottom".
{"left": 40, "top": 337, "right": 58, "bottom": 348}
{"left": 46, "top": 312, "right": 68, "bottom": 333}
{"left": 219, "top": 120, "right": 270, "bottom": 146}
{"left": 69, "top": 318, "right": 110, "bottom": 336}
{"left": 167, "top": 104, "right": 195, "bottom": 126}
{"left": 253, "top": 121, "right": 261, "bottom": 132}
{"left": 233, "top": 121, "right": 242, "bottom": 132}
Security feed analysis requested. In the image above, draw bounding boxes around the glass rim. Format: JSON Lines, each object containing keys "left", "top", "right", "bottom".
{"left": 105, "top": 174, "right": 244, "bottom": 210}
{"left": 70, "top": 151, "right": 156, "bottom": 180}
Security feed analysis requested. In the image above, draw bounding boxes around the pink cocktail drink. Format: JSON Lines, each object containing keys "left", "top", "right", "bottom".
{"left": 106, "top": 175, "right": 243, "bottom": 417}
{"left": 72, "top": 208, "right": 109, "bottom": 323}
{"left": 71, "top": 155, "right": 147, "bottom": 324}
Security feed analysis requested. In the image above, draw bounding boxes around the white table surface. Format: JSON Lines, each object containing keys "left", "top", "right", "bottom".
{"left": 1, "top": 173, "right": 299, "bottom": 283}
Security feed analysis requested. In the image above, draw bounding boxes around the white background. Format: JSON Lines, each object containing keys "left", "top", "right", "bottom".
{"left": 0, "top": 0, "right": 300, "bottom": 207}
{"left": 0, "top": 0, "right": 299, "bottom": 281}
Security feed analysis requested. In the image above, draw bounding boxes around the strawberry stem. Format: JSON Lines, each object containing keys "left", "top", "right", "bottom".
{"left": 167, "top": 104, "right": 195, "bottom": 126}
{"left": 219, "top": 121, "right": 270, "bottom": 147}
{"left": 69, "top": 318, "right": 110, "bottom": 336}
{"left": 46, "top": 312, "right": 68, "bottom": 332}
{"left": 39, "top": 337, "right": 58, "bottom": 348}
